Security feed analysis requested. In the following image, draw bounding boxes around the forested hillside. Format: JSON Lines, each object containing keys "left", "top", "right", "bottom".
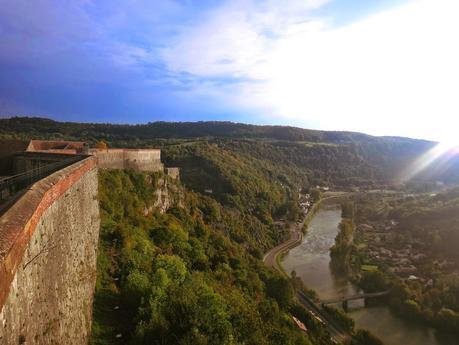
{"left": 4, "top": 117, "right": 459, "bottom": 342}
{"left": 2, "top": 116, "right": 459, "bottom": 187}
{"left": 0, "top": 116, "right": 385, "bottom": 142}
{"left": 92, "top": 169, "right": 335, "bottom": 345}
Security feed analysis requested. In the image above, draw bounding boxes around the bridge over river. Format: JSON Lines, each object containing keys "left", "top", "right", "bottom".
{"left": 321, "top": 290, "right": 391, "bottom": 310}
{"left": 321, "top": 290, "right": 392, "bottom": 305}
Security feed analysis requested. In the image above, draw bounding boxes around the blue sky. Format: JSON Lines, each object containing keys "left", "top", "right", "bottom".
{"left": 0, "top": 0, "right": 457, "bottom": 142}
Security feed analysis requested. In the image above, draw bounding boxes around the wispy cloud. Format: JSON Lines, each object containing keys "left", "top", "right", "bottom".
{"left": 160, "top": 0, "right": 329, "bottom": 78}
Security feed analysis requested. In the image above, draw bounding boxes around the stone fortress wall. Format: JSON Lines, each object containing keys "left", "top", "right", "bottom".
{"left": 90, "top": 148, "right": 164, "bottom": 172}
{"left": 0, "top": 140, "right": 178, "bottom": 344}
{"left": 0, "top": 157, "right": 100, "bottom": 345}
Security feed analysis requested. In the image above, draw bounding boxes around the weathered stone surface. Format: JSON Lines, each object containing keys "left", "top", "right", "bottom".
{"left": 91, "top": 149, "right": 163, "bottom": 172}
{"left": 0, "top": 158, "right": 100, "bottom": 345}
{"left": 143, "top": 177, "right": 184, "bottom": 215}
{"left": 165, "top": 167, "right": 180, "bottom": 180}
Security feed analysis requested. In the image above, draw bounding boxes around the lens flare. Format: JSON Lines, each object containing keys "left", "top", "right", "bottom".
{"left": 398, "top": 142, "right": 459, "bottom": 183}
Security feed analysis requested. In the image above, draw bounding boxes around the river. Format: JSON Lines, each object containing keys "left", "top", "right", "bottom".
{"left": 281, "top": 204, "right": 457, "bottom": 345}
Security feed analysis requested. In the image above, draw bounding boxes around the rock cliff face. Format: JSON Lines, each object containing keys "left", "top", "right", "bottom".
{"left": 0, "top": 158, "right": 100, "bottom": 345}
{"left": 144, "top": 175, "right": 184, "bottom": 215}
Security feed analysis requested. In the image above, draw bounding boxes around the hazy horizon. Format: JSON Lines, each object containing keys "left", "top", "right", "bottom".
{"left": 1, "top": 115, "right": 439, "bottom": 143}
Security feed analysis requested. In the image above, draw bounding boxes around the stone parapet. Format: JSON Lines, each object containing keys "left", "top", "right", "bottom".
{"left": 0, "top": 156, "right": 99, "bottom": 344}
{"left": 91, "top": 148, "right": 163, "bottom": 172}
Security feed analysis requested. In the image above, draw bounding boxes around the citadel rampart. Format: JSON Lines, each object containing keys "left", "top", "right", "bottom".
{"left": 0, "top": 156, "right": 100, "bottom": 345}
{"left": 90, "top": 148, "right": 163, "bottom": 172}
{"left": 0, "top": 140, "right": 178, "bottom": 344}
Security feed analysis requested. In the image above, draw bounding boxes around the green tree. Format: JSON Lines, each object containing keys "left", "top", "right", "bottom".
{"left": 311, "top": 189, "right": 322, "bottom": 201}
{"left": 265, "top": 275, "right": 294, "bottom": 309}
{"left": 352, "top": 329, "right": 383, "bottom": 345}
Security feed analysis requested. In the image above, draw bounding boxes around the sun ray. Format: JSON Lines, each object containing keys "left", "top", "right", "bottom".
{"left": 398, "top": 142, "right": 459, "bottom": 183}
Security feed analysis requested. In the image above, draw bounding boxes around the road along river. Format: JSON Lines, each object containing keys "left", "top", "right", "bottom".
{"left": 281, "top": 204, "right": 457, "bottom": 345}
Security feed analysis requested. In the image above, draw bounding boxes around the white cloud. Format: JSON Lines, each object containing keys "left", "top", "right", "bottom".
{"left": 159, "top": 0, "right": 459, "bottom": 142}
{"left": 160, "top": 0, "right": 329, "bottom": 77}
{"left": 261, "top": 0, "right": 459, "bottom": 141}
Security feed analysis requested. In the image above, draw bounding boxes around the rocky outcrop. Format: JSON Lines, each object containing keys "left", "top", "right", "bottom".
{"left": 144, "top": 175, "right": 184, "bottom": 215}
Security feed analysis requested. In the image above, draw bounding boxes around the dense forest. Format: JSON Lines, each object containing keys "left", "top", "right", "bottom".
{"left": 91, "top": 169, "right": 336, "bottom": 344}
{"left": 2, "top": 116, "right": 459, "bottom": 343}
{"left": 2, "top": 116, "right": 459, "bottom": 187}
{"left": 0, "top": 116, "right": 405, "bottom": 142}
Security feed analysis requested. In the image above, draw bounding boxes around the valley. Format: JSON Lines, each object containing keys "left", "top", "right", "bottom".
{"left": 2, "top": 1, "right": 456, "bottom": 343}
{"left": 1, "top": 118, "right": 459, "bottom": 344}
{"left": 282, "top": 203, "right": 457, "bottom": 345}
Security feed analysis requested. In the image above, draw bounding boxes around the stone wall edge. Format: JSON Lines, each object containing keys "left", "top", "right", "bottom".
{"left": 0, "top": 156, "right": 97, "bottom": 312}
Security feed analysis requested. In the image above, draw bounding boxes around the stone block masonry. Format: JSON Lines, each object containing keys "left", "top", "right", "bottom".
{"left": 0, "top": 141, "right": 170, "bottom": 344}
{"left": 91, "top": 148, "right": 163, "bottom": 172}
{"left": 0, "top": 157, "right": 100, "bottom": 345}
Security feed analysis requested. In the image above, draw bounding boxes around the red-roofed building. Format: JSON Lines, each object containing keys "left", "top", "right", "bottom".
{"left": 26, "top": 140, "right": 89, "bottom": 155}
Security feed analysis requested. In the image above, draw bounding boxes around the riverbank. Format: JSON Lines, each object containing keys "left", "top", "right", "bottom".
{"left": 281, "top": 204, "right": 457, "bottom": 345}
{"left": 264, "top": 194, "right": 355, "bottom": 344}
{"left": 268, "top": 193, "right": 346, "bottom": 277}
{"left": 349, "top": 191, "right": 459, "bottom": 340}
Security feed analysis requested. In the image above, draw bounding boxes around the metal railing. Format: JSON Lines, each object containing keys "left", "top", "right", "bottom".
{"left": 0, "top": 155, "right": 85, "bottom": 203}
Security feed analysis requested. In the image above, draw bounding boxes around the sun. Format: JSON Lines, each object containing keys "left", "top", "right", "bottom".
{"left": 439, "top": 140, "right": 459, "bottom": 152}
